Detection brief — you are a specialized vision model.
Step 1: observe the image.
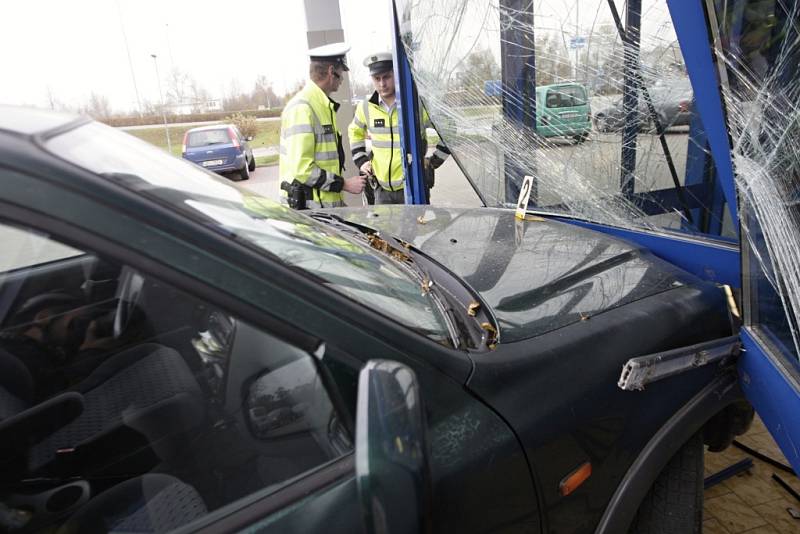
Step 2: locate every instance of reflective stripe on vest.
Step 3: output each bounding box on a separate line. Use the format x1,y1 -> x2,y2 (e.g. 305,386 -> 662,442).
279,83 -> 344,206
362,100 -> 403,192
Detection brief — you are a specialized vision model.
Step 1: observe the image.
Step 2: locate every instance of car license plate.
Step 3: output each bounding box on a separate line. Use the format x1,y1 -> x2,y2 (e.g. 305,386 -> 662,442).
202,159 -> 224,167
559,112 -> 580,119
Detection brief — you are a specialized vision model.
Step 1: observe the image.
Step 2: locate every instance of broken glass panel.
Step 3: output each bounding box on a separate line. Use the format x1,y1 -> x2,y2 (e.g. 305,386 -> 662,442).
396,0 -> 735,236
395,0 -> 800,363
711,0 -> 800,362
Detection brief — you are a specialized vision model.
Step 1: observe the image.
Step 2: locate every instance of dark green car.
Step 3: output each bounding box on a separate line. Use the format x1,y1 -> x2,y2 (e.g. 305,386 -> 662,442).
0,106 -> 749,533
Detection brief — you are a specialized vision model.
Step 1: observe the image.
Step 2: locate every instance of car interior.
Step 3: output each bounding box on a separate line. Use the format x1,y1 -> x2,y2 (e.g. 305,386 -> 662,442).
0,221 -> 355,533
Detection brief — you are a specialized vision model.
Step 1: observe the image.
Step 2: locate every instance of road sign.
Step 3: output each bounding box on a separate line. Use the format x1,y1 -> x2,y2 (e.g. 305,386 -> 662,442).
569,36 -> 586,49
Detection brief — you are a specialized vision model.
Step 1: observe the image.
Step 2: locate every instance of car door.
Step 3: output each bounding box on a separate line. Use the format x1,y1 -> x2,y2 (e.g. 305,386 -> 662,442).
0,215 -> 366,534
0,204 -> 534,534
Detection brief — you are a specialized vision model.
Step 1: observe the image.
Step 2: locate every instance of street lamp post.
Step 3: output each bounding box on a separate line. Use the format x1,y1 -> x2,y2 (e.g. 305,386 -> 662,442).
150,53 -> 172,153
574,2 -> 579,81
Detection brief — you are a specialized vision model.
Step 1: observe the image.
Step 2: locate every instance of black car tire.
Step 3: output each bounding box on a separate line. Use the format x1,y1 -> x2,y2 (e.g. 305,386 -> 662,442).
248,155 -> 256,172
628,432 -> 703,534
239,162 -> 251,181
594,115 -> 607,133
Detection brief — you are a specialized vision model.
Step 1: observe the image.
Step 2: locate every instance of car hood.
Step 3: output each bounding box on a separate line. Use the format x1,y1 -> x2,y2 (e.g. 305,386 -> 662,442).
336,206 -> 693,343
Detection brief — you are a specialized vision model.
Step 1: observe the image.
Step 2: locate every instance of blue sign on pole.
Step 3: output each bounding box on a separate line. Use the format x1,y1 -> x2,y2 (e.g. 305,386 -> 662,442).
569,36 -> 586,49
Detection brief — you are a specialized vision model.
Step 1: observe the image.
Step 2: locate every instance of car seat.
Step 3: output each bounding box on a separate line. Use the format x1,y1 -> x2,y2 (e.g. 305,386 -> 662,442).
0,342 -> 205,478
57,474 -> 207,534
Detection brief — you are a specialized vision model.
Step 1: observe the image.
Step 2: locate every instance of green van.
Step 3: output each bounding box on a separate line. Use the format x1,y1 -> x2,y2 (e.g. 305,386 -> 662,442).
535,82 -> 592,142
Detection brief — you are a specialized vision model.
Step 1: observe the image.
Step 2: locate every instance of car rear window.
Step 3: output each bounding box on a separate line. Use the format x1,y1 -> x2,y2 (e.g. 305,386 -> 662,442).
187,129 -> 231,147
545,86 -> 587,108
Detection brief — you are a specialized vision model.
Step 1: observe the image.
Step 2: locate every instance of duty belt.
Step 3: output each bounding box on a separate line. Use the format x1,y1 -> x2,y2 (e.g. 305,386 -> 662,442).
280,180 -> 314,210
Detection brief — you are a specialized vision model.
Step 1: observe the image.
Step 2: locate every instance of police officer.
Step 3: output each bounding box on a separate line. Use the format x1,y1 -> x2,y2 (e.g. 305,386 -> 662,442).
349,52 -> 451,205
280,42 -> 364,209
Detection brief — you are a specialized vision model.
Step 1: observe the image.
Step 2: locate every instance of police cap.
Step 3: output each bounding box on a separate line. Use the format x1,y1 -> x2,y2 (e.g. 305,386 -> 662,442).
364,51 -> 393,75
308,42 -> 351,71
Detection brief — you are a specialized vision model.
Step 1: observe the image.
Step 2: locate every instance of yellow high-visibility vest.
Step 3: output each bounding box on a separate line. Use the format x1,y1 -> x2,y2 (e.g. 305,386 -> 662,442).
280,81 -> 346,207
349,92 -> 449,192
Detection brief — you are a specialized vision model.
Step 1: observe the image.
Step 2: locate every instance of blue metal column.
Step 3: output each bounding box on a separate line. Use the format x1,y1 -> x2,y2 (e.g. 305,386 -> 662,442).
499,0 -> 537,205
619,0 -> 642,198
682,116 -> 727,236
667,0 -> 739,229
390,0 -> 427,205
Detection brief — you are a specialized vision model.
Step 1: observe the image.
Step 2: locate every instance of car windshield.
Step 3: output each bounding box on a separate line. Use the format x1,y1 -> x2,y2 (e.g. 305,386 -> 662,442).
46,122 -> 452,344
187,129 -> 231,147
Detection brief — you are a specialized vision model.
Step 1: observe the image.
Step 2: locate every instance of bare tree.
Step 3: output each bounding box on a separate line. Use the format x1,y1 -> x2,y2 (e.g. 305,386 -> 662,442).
536,35 -> 572,86
140,98 -> 159,116
82,92 -> 113,120
450,47 -> 501,94
188,78 -> 212,113
281,80 -> 305,104
165,68 -> 192,106
253,75 -> 279,109
46,86 -> 59,110
351,80 -> 374,99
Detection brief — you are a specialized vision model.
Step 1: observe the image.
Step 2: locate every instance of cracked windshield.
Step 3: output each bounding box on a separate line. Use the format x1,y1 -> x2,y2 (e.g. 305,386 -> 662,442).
396,0 -> 737,239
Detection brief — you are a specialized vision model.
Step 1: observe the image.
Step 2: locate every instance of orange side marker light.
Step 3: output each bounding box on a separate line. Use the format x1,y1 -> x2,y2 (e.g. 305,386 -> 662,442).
559,461 -> 592,497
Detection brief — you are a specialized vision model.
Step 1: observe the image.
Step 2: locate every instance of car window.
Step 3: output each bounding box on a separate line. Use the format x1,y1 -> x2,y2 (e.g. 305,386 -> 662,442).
545,86 -> 587,108
187,129 -> 230,147
0,220 -> 356,533
0,224 -> 82,272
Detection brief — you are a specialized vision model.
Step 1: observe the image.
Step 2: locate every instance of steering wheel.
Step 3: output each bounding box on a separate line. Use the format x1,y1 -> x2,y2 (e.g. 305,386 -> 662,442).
113,267 -> 145,339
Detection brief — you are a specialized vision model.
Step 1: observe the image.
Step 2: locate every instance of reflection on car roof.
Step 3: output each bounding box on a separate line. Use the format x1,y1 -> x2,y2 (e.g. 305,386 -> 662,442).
186,124 -> 236,132
0,105 -> 80,136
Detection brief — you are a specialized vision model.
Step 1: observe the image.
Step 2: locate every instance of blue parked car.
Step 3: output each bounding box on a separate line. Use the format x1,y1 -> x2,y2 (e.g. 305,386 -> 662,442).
181,124 -> 255,180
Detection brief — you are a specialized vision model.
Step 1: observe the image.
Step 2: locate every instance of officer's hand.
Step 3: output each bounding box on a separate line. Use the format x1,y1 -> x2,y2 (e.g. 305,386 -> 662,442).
360,161 -> 373,175
344,175 -> 366,194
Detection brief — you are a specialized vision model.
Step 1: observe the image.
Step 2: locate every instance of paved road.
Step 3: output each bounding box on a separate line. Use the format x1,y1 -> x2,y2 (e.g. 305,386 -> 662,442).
241,165 -> 281,200
453,128 -> 691,207
240,158 -> 482,208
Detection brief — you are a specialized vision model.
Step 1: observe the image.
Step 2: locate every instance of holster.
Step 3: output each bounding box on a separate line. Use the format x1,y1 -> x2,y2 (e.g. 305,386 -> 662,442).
424,165 -> 435,190
281,180 -> 310,210
364,172 -> 379,191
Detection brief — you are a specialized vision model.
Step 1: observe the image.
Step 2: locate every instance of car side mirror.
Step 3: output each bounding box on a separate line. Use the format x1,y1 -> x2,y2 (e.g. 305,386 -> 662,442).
355,360 -> 432,534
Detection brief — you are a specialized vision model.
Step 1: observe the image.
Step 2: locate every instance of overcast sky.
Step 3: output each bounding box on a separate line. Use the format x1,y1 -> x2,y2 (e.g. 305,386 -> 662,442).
1,0 -> 674,114
1,0 -> 392,113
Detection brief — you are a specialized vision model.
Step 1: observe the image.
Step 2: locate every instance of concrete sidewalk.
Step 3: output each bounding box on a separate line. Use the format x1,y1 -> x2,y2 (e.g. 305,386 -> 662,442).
253,145 -> 279,158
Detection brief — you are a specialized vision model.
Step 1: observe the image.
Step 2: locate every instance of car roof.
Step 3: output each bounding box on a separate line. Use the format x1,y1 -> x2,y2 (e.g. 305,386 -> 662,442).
0,105 -> 82,136
537,82 -> 585,91
186,124 -> 235,133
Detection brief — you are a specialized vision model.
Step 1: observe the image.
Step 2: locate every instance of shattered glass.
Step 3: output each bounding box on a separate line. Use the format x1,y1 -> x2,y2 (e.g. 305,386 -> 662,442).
712,0 -> 800,361
395,0 -> 800,363
396,0 -> 734,237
